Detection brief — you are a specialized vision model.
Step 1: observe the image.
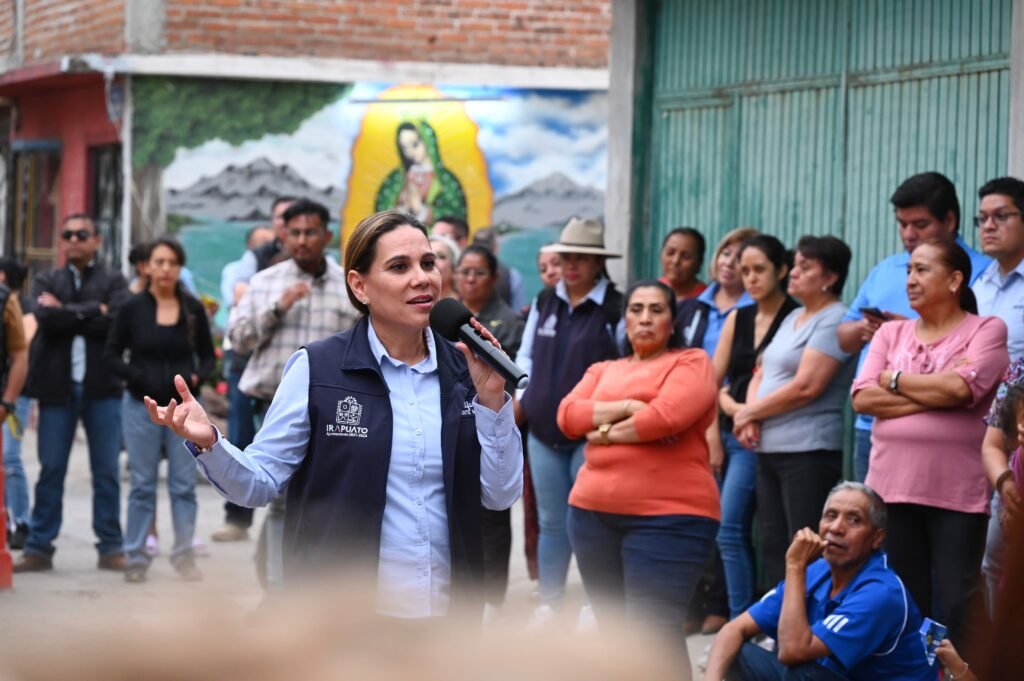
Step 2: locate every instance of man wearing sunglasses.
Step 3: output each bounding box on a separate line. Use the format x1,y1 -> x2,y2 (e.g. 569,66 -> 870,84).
14,213 -> 130,573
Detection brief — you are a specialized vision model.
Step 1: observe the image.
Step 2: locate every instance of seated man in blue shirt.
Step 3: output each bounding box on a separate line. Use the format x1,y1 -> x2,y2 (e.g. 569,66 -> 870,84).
704,482 -> 934,681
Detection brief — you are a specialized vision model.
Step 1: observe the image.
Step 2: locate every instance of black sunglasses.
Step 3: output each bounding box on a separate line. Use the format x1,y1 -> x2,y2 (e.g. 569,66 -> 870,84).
61,229 -> 93,242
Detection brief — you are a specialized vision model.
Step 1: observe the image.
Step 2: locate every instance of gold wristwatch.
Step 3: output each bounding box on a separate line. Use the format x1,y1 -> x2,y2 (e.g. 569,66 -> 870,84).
598,422 -> 613,445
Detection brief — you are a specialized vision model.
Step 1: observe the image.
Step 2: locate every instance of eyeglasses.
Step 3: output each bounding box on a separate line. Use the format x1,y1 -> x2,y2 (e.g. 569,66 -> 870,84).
455,268 -> 490,279
61,229 -> 94,242
287,228 -> 325,239
973,211 -> 1021,228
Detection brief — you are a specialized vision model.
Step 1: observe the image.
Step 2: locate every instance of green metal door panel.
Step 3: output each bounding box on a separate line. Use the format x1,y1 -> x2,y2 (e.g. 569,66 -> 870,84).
643,0 -> 1010,290
647,104 -> 732,270
842,67 -> 1009,297
734,88 -> 844,248
848,0 -> 1011,72
654,0 -> 844,94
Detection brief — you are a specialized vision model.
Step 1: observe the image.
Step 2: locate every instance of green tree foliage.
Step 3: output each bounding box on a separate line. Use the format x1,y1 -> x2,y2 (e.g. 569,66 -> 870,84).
132,77 -> 350,169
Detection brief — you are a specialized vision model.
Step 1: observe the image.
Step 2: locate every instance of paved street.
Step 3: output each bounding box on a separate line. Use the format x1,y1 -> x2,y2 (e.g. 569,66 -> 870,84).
0,421 -> 711,677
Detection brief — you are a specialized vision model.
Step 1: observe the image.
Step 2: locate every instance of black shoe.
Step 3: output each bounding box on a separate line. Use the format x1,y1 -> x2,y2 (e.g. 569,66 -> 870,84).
8,523 -> 28,550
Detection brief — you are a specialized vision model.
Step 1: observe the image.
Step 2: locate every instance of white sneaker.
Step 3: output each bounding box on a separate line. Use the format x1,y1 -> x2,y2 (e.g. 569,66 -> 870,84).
575,603 -> 598,633
526,604 -> 556,631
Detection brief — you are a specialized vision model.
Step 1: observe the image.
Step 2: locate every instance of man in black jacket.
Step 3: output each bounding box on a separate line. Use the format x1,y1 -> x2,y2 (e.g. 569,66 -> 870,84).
14,214 -> 130,572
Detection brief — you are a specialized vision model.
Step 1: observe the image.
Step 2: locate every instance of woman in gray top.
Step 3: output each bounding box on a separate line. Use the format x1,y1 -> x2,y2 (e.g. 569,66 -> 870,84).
731,235 -> 854,587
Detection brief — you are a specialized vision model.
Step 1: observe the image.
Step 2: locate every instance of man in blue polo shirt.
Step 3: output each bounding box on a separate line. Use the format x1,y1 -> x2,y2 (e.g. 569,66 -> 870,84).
704,482 -> 934,681
837,172 -> 990,481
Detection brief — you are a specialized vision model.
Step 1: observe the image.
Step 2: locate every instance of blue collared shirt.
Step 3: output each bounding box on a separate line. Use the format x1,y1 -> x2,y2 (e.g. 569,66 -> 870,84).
694,282 -> 754,355
189,320 -> 522,618
845,236 -> 990,429
973,257 -> 1024,361
749,552 -> 933,681
517,277 -> 610,397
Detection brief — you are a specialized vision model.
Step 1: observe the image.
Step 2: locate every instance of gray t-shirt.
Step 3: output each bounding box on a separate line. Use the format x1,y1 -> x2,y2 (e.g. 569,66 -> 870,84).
756,302 -> 854,452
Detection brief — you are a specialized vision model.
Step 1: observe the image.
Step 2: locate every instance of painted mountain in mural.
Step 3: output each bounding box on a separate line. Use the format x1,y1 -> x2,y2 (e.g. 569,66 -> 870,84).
491,172 -> 605,229
167,158 -> 345,221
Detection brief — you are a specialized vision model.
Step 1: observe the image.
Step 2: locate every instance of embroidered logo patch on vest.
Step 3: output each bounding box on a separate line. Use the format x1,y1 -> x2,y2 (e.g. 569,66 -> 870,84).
537,313 -> 558,338
326,396 -> 369,438
461,400 -> 474,417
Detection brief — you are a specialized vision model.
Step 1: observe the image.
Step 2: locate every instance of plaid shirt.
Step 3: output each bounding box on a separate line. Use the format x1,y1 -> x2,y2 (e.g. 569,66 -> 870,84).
230,258 -> 358,401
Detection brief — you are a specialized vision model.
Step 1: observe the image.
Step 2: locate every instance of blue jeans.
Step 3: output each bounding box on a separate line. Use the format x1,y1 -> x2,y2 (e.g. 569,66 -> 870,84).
224,350 -> 257,529
122,396 -> 197,568
568,507 -> 717,657
26,384 -> 123,557
718,432 -> 759,618
527,433 -> 584,606
2,396 -> 32,526
981,492 -> 1004,618
726,642 -> 847,681
853,428 -> 871,483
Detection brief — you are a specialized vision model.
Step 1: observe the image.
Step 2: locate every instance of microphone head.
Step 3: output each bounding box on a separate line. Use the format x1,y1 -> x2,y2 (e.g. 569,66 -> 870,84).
429,298 -> 473,341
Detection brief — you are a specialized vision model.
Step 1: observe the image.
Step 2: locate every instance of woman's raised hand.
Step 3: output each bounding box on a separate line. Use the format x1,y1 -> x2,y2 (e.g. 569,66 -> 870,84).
457,318 -> 508,412
144,374 -> 216,449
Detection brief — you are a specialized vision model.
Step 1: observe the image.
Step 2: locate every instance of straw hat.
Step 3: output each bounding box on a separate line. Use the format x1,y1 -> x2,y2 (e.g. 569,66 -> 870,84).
540,217 -> 621,258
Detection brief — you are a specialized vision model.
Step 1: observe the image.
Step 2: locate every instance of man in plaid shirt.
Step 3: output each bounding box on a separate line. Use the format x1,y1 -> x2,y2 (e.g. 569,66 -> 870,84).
230,199 -> 358,406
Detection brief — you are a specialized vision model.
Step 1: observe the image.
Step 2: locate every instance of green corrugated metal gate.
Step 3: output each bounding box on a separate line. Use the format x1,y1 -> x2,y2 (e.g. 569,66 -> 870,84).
635,0 -> 1011,291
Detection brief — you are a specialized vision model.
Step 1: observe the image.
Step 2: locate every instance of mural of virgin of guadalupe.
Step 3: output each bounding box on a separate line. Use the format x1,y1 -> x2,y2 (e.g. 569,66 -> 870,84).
374,120 -> 467,224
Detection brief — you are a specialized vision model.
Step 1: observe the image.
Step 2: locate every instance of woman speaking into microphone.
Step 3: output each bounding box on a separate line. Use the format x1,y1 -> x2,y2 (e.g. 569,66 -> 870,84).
145,210 -> 523,618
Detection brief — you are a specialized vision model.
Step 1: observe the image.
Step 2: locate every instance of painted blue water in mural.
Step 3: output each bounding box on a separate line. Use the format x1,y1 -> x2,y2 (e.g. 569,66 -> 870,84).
177,220 -> 560,329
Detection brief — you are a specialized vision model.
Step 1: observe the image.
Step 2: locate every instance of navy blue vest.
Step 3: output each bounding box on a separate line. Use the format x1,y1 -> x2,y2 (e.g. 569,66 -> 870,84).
284,317 -> 484,611
520,286 -> 622,448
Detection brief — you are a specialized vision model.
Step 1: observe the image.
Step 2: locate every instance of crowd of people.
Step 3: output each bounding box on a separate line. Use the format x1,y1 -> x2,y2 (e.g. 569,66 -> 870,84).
2,170 -> 1023,680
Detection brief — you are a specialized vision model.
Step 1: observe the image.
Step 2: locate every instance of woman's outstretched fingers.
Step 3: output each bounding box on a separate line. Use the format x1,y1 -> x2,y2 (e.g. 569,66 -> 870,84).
174,374 -> 194,402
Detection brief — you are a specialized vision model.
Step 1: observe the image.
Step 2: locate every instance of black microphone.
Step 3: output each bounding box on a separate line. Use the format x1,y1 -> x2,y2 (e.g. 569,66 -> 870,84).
429,298 -> 530,390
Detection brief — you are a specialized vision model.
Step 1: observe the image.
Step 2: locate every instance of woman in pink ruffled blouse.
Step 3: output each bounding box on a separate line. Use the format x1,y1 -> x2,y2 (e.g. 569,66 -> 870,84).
851,239 -> 1008,647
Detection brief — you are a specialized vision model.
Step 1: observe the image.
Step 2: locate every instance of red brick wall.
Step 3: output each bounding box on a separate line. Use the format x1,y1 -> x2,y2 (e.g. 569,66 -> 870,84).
0,0 -> 14,57
164,0 -> 610,68
22,0 -> 124,63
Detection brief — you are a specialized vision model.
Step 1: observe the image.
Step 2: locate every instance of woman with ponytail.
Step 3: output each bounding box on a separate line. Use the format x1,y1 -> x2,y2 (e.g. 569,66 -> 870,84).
104,237 -> 215,584
852,239 -> 1009,648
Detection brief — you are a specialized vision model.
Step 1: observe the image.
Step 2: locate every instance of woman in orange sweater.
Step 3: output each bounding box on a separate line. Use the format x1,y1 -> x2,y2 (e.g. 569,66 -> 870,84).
558,280 -> 720,659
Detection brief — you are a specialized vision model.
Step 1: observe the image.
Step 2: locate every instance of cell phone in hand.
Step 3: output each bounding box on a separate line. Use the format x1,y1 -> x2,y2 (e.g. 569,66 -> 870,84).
859,306 -> 887,320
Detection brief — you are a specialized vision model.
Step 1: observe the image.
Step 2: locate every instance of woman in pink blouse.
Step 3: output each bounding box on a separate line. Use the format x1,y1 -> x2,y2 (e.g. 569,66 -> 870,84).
851,239 -> 1008,646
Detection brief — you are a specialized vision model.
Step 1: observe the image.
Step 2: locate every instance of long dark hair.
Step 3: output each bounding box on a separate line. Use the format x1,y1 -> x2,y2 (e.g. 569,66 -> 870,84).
147,236 -> 195,347
621,279 -> 684,356
919,238 -> 978,314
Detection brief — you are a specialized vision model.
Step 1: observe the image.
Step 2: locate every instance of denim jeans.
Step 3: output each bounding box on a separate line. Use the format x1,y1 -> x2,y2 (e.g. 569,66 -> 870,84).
2,396 -> 32,526
224,350 -> 256,529
122,396 -> 197,568
25,384 -> 123,557
527,433 -> 584,606
725,642 -> 847,681
981,492 -> 1004,618
568,507 -> 717,661
853,428 -> 871,483
718,432 -> 759,618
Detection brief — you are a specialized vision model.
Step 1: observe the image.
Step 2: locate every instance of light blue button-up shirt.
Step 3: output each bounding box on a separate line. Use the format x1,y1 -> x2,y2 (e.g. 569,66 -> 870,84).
190,320 -> 523,618
68,264 -> 87,383
973,257 -> 1024,362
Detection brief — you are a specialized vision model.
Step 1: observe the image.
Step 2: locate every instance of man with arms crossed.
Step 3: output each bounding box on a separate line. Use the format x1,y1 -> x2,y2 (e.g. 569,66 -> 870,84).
704,482 -> 933,681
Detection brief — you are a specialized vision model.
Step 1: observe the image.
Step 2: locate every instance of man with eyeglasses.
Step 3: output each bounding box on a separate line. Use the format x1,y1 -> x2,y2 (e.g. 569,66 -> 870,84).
228,199 -> 357,586
837,172 -> 990,482
971,176 -> 1024,623
14,213 -> 130,573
